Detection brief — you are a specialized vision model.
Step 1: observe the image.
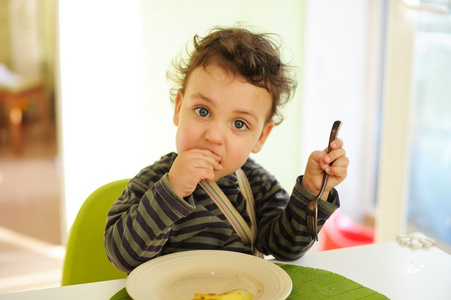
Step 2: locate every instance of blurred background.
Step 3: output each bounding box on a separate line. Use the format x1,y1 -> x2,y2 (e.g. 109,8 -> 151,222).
0,0 -> 450,293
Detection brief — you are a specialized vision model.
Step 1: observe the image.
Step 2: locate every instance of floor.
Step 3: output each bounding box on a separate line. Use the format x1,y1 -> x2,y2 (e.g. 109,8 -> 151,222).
0,123 -> 64,294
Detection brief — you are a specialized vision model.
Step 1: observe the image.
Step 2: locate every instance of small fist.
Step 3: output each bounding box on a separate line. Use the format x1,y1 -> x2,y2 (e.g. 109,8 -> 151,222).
168,149 -> 222,198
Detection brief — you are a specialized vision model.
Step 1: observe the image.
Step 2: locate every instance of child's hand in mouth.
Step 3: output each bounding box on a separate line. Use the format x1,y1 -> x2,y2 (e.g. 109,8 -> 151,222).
168,149 -> 222,198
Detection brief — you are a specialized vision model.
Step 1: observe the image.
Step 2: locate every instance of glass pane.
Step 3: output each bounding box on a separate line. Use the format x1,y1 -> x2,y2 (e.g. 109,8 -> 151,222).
408,0 -> 451,250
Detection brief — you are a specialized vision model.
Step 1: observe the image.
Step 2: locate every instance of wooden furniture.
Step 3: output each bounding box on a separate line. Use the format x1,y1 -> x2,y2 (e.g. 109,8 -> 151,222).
0,77 -> 49,154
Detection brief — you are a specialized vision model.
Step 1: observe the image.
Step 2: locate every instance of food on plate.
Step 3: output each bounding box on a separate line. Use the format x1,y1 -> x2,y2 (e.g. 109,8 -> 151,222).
193,288 -> 253,300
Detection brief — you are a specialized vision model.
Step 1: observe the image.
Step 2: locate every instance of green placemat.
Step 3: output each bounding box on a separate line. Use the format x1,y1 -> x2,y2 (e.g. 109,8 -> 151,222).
277,264 -> 388,299
110,264 -> 388,300
110,286 -> 131,300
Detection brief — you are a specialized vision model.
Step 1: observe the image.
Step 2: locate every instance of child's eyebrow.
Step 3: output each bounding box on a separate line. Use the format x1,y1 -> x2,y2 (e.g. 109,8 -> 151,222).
191,92 -> 211,103
192,92 -> 260,123
234,109 -> 259,123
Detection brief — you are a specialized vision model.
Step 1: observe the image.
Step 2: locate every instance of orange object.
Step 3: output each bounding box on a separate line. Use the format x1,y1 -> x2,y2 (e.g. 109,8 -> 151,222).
321,210 -> 374,251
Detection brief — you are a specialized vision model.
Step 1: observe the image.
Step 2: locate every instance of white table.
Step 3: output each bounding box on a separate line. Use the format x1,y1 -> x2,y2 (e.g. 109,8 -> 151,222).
281,241 -> 451,299
0,279 -> 126,300
1,241 -> 450,299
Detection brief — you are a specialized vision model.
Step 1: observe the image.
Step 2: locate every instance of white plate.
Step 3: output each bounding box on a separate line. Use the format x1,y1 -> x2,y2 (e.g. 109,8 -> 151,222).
126,250 -> 292,300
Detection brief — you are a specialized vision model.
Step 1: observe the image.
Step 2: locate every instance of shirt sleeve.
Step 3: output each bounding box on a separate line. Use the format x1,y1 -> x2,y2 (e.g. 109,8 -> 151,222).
104,172 -> 196,273
249,167 -> 340,260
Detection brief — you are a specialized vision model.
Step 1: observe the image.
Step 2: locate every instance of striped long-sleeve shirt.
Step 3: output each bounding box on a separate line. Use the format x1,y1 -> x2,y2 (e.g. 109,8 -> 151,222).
104,152 -> 340,273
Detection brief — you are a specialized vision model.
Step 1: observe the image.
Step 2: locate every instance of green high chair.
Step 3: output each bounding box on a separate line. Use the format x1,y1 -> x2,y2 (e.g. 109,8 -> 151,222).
61,179 -> 130,285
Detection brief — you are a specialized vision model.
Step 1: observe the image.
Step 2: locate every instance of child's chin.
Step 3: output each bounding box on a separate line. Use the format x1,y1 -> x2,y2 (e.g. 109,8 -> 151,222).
214,169 -> 234,181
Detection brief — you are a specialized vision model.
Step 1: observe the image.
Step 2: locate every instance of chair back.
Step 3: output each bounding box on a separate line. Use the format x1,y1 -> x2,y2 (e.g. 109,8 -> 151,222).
61,179 -> 129,285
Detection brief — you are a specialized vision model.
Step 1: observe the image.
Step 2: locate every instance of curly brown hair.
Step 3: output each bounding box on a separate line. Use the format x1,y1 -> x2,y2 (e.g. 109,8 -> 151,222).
166,26 -> 297,125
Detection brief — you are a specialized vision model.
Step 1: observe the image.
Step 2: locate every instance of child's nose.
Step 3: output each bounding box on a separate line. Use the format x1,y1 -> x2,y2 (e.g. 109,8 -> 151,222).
205,123 -> 225,145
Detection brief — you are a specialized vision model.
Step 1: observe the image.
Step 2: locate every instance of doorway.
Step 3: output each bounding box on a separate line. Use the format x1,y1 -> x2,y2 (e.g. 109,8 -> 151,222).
0,0 -> 63,293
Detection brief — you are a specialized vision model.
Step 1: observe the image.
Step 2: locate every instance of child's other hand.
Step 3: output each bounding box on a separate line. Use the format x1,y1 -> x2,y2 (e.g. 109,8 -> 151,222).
168,149 -> 223,198
302,138 -> 349,200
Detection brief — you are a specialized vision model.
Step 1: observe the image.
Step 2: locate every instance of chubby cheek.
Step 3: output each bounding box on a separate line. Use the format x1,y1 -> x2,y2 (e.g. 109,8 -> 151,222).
218,144 -> 250,176
175,126 -> 197,153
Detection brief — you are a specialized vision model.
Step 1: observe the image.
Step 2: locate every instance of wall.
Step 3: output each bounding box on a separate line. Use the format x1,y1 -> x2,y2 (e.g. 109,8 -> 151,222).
300,0 -> 382,222
8,0 -> 41,77
1,0 -> 56,95
0,1 -> 11,66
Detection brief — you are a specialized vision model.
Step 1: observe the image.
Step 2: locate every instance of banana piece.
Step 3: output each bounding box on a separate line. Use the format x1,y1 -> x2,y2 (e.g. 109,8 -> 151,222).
193,288 -> 253,300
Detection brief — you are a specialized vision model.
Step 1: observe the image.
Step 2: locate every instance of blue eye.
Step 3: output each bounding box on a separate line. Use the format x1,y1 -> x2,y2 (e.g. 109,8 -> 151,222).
233,120 -> 248,130
195,107 -> 210,118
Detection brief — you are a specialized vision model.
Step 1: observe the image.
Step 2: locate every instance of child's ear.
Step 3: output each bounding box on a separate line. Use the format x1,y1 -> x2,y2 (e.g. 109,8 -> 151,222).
173,90 -> 184,126
252,121 -> 274,153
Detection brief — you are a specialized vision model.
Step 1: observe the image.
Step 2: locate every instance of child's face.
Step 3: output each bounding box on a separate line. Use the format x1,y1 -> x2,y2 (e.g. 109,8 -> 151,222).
173,64 -> 274,180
